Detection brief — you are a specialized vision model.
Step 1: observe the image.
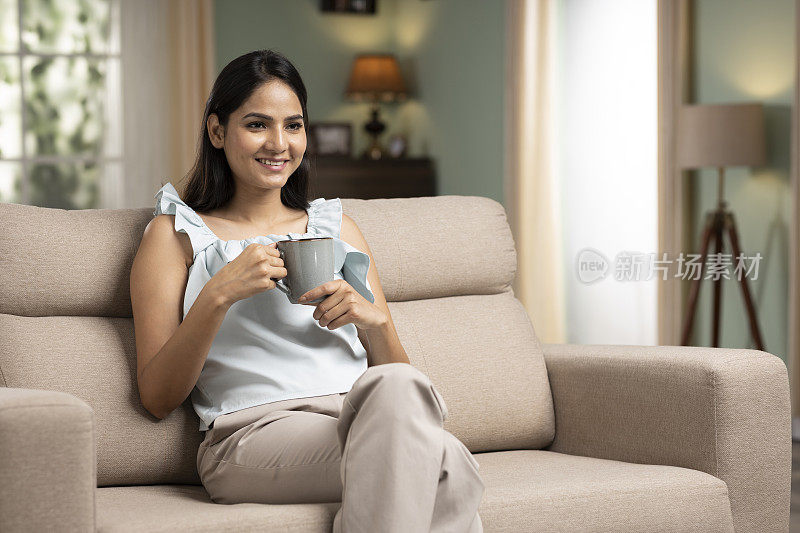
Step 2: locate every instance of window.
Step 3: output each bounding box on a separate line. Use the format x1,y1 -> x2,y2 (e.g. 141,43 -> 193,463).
557,0 -> 658,345
0,0 -> 121,208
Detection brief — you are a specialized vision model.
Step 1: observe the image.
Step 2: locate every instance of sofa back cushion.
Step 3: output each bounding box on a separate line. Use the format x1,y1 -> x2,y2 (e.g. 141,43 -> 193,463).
0,194 -> 554,486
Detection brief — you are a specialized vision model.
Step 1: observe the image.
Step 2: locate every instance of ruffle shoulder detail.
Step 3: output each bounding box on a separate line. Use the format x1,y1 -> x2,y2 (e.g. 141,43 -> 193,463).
306,197 -> 343,238
153,182 -> 218,259
333,238 -> 374,304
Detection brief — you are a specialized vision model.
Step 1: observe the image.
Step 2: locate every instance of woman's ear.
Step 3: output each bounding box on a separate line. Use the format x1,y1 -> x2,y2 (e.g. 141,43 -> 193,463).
207,113 -> 225,149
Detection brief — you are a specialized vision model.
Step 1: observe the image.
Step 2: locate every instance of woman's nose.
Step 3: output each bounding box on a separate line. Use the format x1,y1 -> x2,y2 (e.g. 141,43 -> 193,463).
264,126 -> 288,152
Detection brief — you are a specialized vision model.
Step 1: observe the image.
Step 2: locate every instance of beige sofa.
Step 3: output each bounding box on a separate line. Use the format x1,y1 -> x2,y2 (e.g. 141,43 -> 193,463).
0,194 -> 791,532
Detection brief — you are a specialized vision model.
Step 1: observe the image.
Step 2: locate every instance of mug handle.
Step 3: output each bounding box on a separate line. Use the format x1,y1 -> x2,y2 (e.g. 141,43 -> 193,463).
274,247 -> 291,296
274,278 -> 290,295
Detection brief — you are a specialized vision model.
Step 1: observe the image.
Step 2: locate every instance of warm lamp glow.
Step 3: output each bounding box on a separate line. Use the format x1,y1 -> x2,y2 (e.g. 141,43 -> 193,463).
345,54 -> 408,102
731,69 -> 793,99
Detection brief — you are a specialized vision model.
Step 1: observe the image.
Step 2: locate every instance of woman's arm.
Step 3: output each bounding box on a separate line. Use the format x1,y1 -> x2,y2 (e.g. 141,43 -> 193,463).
131,215 -> 231,419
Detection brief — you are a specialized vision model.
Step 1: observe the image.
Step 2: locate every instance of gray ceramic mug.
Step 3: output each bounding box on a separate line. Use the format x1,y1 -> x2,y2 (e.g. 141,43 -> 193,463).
274,237 -> 334,304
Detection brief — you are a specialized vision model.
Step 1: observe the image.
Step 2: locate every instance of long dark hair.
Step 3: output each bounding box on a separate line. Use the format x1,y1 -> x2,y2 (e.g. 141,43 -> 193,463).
177,49 -> 311,213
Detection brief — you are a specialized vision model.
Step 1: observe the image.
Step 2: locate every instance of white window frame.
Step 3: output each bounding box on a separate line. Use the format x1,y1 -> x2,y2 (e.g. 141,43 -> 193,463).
0,0 -> 123,207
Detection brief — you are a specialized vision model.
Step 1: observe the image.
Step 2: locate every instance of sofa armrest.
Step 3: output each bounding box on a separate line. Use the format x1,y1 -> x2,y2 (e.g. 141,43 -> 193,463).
542,343 -> 791,533
0,387 -> 95,532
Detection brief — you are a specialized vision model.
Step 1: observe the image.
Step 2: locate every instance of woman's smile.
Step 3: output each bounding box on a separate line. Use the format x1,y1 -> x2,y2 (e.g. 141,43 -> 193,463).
255,157 -> 289,171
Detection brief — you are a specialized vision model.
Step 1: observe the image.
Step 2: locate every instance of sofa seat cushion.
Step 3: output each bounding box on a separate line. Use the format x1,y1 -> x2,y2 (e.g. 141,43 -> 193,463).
96,484 -> 339,532
476,450 -> 735,532
96,450 -> 734,532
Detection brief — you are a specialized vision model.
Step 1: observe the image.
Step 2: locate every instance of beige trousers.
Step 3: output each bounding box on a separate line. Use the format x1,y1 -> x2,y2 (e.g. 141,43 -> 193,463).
197,362 -> 484,532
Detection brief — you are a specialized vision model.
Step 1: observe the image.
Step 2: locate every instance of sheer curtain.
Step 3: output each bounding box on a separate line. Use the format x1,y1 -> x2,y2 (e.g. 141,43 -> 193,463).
791,0 -> 800,424
505,0 -> 566,344
119,0 -> 215,208
657,0 -> 692,347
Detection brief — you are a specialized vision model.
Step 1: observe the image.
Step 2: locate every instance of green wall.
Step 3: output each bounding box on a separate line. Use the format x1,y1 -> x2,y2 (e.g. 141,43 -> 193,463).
692,0 -> 793,362
213,0 -> 506,204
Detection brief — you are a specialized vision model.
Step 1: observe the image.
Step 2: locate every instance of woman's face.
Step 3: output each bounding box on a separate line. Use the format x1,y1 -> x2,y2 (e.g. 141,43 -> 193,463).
208,79 -> 306,190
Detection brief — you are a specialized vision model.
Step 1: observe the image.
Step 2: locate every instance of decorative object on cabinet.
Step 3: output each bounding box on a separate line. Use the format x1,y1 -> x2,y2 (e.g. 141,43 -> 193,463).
387,134 -> 408,158
307,122 -> 352,157
345,54 -> 408,160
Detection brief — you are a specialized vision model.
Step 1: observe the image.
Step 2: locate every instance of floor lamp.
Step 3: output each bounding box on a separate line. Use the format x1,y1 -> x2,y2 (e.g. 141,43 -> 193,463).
677,103 -> 767,351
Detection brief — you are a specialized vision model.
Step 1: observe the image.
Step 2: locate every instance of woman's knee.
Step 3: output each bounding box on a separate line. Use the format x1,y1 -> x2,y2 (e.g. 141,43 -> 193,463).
351,362 -> 448,422
356,362 -> 433,395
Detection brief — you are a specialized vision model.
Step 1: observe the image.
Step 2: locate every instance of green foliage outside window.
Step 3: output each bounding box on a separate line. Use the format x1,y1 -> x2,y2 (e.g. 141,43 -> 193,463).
0,0 -> 117,209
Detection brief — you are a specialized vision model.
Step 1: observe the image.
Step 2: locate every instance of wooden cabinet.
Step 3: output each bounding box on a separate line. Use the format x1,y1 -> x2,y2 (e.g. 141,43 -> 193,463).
308,156 -> 437,200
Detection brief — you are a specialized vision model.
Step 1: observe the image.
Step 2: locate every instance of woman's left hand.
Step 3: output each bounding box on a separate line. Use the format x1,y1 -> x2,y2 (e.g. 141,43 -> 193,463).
298,280 -> 386,331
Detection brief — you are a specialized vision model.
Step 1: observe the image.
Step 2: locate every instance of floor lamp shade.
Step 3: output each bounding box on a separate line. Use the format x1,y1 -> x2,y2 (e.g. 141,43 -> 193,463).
677,103 -> 766,169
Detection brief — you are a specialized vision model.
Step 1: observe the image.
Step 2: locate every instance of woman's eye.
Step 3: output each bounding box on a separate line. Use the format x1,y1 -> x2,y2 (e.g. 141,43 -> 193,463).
248,122 -> 302,130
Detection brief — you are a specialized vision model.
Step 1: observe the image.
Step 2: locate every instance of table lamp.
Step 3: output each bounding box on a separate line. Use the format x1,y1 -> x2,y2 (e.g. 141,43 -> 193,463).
345,54 -> 408,160
677,102 -> 767,350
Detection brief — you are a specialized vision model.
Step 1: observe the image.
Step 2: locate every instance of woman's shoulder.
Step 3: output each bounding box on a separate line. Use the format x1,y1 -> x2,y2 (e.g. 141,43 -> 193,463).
144,214 -> 195,268
339,213 -> 370,256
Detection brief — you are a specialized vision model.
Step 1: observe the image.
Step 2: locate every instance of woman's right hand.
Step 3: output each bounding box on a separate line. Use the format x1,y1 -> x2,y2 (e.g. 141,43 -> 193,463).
206,242 -> 287,308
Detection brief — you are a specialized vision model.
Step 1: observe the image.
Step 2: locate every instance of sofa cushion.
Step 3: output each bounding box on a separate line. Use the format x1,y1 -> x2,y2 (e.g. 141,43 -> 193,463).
0,314 -> 202,486
0,202 -> 144,318
388,292 -> 553,452
0,195 -> 554,485
339,196 -> 518,301
95,450 -> 734,532
476,450 -> 734,532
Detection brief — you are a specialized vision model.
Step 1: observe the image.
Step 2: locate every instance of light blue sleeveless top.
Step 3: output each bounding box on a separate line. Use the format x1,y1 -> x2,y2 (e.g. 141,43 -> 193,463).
153,183 -> 373,431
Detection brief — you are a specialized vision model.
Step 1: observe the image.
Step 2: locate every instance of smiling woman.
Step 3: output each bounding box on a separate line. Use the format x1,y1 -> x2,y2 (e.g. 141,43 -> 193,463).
130,48 -> 484,530
198,78 -> 308,225
178,52 -> 312,217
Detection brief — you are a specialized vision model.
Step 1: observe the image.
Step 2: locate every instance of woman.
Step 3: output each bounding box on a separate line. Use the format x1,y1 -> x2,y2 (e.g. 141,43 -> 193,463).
130,49 -> 484,532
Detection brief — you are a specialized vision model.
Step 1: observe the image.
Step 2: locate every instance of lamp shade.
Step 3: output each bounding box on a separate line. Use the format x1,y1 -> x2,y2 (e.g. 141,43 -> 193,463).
345,54 -> 408,102
677,103 -> 766,168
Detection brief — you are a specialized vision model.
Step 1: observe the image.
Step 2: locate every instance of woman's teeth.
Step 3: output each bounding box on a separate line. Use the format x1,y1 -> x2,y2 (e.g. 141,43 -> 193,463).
256,158 -> 286,167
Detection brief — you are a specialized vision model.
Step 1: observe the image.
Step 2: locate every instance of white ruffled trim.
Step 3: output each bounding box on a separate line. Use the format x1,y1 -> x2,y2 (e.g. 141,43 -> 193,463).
308,197 -> 343,238
334,239 -> 374,304
153,183 -> 218,259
